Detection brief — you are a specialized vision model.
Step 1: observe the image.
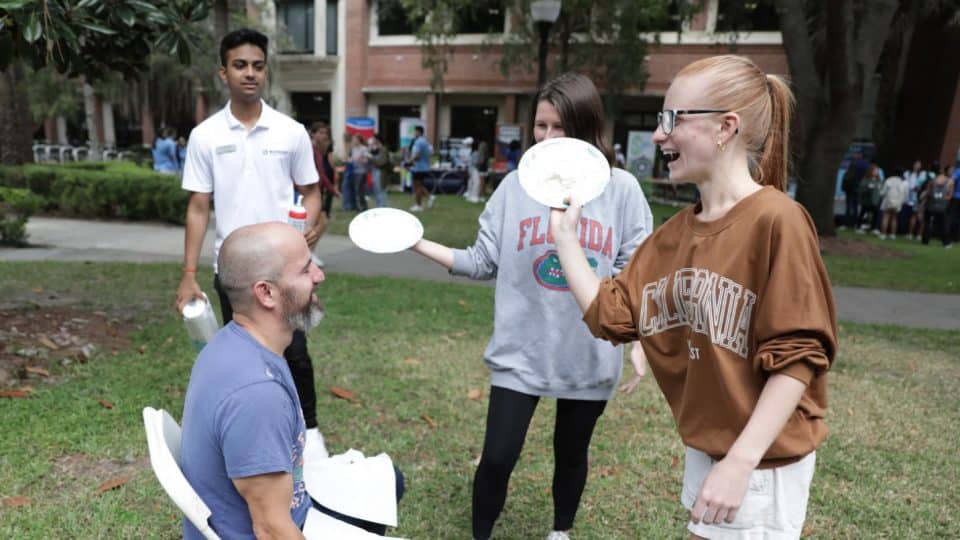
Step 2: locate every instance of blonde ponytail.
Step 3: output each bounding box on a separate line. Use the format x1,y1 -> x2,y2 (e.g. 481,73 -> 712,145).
758,74 -> 794,191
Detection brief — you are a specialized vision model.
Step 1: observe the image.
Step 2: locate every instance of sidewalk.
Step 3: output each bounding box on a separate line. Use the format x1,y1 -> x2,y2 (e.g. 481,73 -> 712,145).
2,217 -> 958,330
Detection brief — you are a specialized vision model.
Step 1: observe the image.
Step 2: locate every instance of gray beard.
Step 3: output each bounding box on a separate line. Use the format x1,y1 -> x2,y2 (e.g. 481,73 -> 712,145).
285,303 -> 325,332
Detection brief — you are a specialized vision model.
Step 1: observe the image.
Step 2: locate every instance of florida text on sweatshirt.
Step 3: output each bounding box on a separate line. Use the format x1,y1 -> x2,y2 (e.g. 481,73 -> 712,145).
584,187 -> 838,467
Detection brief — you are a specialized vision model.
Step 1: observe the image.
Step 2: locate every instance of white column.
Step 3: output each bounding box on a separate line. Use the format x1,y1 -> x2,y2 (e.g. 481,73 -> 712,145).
56,116 -> 68,144
82,83 -> 100,148
331,0 -> 346,149
102,102 -> 116,148
315,0 -> 326,57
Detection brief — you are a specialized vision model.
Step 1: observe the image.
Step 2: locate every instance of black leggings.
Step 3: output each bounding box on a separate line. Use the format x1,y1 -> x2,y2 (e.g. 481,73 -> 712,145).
213,274 -> 318,429
472,386 -> 607,539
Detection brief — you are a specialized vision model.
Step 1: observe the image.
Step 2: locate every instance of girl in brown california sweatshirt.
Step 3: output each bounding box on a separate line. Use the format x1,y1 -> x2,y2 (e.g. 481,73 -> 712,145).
551,55 -> 837,539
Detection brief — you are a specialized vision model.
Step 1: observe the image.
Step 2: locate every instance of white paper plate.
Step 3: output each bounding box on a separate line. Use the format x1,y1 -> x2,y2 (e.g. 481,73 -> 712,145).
518,137 -> 611,208
348,208 -> 424,254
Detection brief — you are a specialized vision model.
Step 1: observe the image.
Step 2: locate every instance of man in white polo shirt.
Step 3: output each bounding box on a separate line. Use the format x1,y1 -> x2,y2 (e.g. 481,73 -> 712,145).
175,28 -> 325,443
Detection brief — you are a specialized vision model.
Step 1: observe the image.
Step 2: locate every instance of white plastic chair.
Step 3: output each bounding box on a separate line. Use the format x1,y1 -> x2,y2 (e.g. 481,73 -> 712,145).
142,407 -> 221,540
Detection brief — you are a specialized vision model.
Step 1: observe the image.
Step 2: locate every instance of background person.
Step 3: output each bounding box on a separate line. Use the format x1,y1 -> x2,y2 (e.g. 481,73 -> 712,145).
368,134 -> 391,208
879,172 -> 908,239
407,73 -> 652,540
175,28 -> 325,448
551,55 -> 837,540
406,125 -> 433,212
921,164 -> 954,247
350,134 -> 371,212
153,127 -> 178,174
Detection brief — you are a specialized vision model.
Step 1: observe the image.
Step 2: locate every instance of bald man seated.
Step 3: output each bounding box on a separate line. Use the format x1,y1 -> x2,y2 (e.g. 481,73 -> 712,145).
179,223 -> 327,539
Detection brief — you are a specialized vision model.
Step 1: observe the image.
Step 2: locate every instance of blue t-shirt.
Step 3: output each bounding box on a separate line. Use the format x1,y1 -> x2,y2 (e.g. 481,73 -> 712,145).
154,137 -> 179,173
411,136 -> 432,172
180,322 -> 309,539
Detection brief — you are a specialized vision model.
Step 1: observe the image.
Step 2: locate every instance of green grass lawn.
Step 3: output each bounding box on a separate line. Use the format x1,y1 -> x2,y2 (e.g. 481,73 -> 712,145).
0,262 -> 957,538
326,191 -> 960,294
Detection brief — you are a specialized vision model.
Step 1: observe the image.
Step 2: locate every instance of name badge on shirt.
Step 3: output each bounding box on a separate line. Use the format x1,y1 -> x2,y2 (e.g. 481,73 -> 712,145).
215,144 -> 237,155
263,149 -> 289,156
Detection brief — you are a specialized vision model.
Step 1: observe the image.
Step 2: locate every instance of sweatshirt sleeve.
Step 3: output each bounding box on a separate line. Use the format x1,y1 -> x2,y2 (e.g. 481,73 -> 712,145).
613,170 -> 654,274
752,203 -> 838,385
450,178 -> 507,280
582,272 -> 640,346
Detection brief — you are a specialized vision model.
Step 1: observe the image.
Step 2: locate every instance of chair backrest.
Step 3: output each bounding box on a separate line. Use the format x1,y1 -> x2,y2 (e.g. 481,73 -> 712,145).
142,407 -> 221,540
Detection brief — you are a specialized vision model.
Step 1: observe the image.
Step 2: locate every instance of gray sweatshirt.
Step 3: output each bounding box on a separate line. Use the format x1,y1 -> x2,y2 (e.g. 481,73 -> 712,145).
451,168 -> 653,400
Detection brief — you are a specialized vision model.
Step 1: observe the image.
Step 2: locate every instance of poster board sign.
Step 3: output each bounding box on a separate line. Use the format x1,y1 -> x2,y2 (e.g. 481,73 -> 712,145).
626,130 -> 656,181
494,124 -> 523,171
399,117 -> 425,155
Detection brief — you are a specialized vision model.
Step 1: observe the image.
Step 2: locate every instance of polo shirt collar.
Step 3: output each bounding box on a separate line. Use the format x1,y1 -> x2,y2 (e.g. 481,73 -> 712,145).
224,100 -> 275,131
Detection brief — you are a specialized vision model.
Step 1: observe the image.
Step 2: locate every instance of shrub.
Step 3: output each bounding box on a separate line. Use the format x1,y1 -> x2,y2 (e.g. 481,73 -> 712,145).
0,187 -> 44,245
0,162 -> 189,224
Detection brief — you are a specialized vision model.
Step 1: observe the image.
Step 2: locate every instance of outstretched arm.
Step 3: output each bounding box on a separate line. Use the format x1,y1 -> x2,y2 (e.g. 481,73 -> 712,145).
411,238 -> 454,270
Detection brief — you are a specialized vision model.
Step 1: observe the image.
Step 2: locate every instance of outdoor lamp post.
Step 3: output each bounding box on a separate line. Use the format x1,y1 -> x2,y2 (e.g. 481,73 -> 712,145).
530,0 -> 562,89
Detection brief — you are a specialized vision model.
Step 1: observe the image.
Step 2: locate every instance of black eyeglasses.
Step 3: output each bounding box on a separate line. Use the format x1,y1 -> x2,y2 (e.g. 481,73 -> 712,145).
657,109 -> 729,135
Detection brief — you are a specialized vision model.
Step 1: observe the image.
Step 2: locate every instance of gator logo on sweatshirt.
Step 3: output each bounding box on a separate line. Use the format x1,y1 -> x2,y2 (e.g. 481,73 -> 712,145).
533,250 -> 598,291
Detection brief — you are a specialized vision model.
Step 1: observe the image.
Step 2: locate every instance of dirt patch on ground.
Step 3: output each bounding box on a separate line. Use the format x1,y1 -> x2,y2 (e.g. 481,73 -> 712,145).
820,236 -> 912,259
51,453 -> 151,482
0,306 -> 134,391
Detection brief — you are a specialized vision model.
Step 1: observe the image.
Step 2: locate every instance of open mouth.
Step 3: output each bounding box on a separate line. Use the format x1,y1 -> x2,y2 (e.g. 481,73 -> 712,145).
662,150 -> 679,163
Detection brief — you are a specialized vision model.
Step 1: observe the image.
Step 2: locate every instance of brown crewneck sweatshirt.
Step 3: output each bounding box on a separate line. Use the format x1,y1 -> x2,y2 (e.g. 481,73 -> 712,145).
584,186 -> 837,468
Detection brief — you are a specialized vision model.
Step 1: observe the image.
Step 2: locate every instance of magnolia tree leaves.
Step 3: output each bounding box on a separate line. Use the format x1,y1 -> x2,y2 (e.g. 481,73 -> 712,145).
0,0 -> 209,78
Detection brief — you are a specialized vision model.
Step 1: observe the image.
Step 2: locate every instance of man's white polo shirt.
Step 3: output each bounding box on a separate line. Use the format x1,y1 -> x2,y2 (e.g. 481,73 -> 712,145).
182,101 -> 318,272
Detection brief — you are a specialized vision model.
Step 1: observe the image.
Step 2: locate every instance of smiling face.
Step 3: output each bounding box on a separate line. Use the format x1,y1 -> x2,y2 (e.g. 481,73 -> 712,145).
219,44 -> 267,104
533,101 -> 565,143
652,75 -> 727,183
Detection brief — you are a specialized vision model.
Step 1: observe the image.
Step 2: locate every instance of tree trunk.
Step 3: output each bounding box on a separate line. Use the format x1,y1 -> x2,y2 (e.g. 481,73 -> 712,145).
0,64 -> 35,165
141,84 -> 156,148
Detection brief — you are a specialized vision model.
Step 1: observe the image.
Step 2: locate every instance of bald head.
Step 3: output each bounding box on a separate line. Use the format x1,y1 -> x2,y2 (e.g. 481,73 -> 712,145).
218,222 -> 305,312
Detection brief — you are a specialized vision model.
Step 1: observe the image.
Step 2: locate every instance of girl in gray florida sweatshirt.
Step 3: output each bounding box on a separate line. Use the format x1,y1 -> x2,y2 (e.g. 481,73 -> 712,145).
449,167 -> 652,400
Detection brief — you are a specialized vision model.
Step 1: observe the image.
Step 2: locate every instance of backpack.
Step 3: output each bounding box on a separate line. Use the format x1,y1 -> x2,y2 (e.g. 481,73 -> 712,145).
927,181 -> 950,213
841,166 -> 857,192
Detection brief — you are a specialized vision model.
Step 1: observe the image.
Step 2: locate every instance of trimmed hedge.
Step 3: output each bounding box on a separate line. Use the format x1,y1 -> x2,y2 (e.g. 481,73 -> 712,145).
0,187 -> 44,245
0,162 -> 188,224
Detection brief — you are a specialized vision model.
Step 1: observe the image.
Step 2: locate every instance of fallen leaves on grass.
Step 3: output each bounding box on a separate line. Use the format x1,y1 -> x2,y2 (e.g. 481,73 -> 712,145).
96,398 -> 114,409
598,466 -> 619,478
467,388 -> 483,400
25,366 -> 50,377
37,335 -> 60,350
421,414 -> 437,429
2,496 -> 32,507
0,388 -> 31,398
94,477 -> 129,495
671,455 -> 680,469
401,358 -> 421,366
329,386 -> 357,402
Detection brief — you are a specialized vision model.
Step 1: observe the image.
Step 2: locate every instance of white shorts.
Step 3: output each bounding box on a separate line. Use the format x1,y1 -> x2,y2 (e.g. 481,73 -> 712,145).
681,447 -> 816,540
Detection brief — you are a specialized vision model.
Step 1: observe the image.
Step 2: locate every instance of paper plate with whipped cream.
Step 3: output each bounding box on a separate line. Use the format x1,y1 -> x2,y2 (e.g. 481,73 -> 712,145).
518,137 -> 611,208
348,208 -> 424,254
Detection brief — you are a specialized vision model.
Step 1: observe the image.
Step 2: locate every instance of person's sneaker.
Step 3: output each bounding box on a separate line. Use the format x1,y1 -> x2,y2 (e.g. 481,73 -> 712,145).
546,531 -> 570,540
888,234 -> 896,240
409,204 -> 423,212
837,225 -> 847,231
855,228 -> 866,234
946,244 -> 954,249
427,194 -> 436,208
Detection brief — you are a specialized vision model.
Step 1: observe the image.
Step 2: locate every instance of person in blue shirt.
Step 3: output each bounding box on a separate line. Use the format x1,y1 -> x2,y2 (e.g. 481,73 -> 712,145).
405,125 -> 433,212
153,127 -> 179,174
180,222 -> 326,539
176,136 -> 188,173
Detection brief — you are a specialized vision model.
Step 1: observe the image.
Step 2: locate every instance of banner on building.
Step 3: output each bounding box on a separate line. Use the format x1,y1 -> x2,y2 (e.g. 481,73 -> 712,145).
346,117 -> 376,139
626,131 -> 656,181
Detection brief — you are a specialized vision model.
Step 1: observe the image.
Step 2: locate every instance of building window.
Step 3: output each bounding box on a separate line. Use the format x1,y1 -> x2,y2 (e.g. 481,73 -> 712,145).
277,0 -> 314,53
457,1 -> 505,34
715,1 -> 779,32
376,0 -> 422,36
326,0 -> 338,55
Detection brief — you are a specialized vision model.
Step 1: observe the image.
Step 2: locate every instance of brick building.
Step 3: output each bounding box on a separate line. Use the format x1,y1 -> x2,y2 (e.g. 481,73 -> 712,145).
260,0 -> 960,171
